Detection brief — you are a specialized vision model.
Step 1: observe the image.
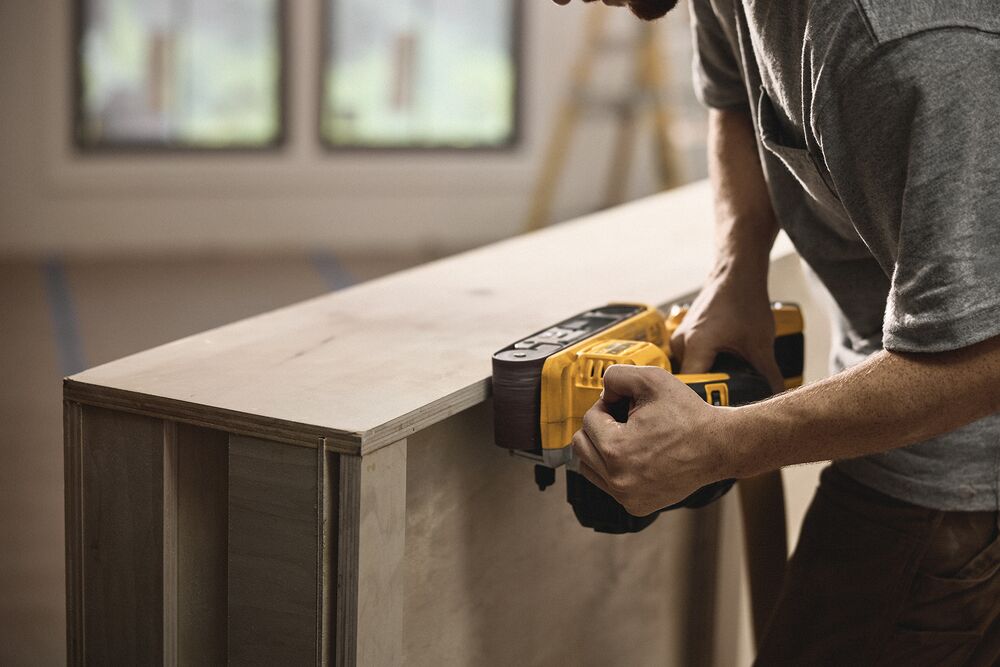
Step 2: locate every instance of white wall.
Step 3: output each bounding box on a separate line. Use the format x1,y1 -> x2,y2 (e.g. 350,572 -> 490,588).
0,0 -> 706,258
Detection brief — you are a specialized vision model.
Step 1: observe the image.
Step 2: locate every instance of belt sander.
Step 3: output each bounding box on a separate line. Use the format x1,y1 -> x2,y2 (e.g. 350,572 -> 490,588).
492,302 -> 804,533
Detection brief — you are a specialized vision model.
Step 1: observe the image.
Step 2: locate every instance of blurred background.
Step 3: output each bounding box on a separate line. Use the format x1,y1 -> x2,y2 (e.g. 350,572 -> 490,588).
0,0 -> 710,663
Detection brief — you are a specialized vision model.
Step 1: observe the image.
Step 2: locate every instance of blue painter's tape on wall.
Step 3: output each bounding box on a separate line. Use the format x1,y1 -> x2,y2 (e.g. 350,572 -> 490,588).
311,252 -> 356,292
42,258 -> 87,376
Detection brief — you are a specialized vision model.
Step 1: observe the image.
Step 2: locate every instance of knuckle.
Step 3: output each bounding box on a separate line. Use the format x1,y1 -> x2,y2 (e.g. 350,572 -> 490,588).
607,472 -> 631,497
607,474 -> 625,494
640,367 -> 668,393
601,444 -> 620,468
649,366 -> 671,383
622,498 -> 645,516
572,431 -> 592,456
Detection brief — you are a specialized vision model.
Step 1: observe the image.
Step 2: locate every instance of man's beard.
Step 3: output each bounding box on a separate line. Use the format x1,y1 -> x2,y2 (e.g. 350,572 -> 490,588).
627,0 -> 679,20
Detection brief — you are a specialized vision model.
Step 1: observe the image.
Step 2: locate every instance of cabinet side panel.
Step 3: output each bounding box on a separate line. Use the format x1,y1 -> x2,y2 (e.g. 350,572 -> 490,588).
81,406 -> 165,665
228,436 -> 318,665
176,423 -> 229,666
402,401 -> 709,666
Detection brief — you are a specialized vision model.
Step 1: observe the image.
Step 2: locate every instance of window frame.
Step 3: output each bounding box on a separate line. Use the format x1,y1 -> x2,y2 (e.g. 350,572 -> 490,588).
71,0 -> 289,153
317,0 -> 523,153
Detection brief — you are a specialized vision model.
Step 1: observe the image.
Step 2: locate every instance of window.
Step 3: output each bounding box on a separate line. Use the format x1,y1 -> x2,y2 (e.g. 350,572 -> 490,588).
321,0 -> 520,149
75,0 -> 284,149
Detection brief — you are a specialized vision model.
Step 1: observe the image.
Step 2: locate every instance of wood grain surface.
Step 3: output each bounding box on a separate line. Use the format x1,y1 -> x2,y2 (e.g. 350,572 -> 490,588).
175,423 -> 229,666
227,435 -> 321,665
402,402 -> 704,666
66,181 -> 796,453
356,441 -> 407,666
80,406 -> 165,665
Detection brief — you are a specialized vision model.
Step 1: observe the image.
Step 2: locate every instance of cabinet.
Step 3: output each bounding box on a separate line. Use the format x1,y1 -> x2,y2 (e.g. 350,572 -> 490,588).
64,181 -> 825,665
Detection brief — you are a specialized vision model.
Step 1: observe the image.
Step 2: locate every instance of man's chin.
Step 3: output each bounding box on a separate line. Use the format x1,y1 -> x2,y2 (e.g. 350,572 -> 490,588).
627,0 -> 679,20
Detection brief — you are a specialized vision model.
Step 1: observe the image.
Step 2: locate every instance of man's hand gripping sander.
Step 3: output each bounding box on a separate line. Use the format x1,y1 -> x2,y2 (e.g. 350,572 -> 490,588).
492,303 -> 803,533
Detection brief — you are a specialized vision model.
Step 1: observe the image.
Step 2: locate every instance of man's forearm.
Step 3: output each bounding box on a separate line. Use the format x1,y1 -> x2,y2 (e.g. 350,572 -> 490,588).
670,108 -> 787,386
723,334 -> 1000,478
707,108 -> 780,282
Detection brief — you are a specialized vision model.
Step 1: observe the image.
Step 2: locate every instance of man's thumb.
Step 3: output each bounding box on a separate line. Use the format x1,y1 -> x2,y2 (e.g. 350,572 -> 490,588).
601,364 -> 657,403
747,350 -> 786,395
679,344 -> 718,375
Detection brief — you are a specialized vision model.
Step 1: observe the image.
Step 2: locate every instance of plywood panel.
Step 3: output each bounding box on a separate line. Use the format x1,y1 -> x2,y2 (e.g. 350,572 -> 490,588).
81,406 -> 165,665
227,436 -> 320,665
176,423 -> 229,666
402,401 -> 707,666
356,442 -> 406,666
684,502 -> 725,667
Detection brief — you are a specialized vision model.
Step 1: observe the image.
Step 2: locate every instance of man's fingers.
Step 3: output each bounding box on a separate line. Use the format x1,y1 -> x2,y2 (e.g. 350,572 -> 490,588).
572,428 -> 610,481
682,343 -> 785,395
581,400 -> 622,441
577,460 -> 614,496
668,331 -> 685,370
601,364 -> 659,404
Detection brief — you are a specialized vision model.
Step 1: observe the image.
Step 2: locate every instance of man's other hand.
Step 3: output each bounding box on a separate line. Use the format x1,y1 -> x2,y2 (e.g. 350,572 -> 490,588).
669,265 -> 784,393
571,364 -> 734,516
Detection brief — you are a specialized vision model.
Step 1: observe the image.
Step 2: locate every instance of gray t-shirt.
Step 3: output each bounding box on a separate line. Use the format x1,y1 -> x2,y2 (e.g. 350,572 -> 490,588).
690,0 -> 1000,510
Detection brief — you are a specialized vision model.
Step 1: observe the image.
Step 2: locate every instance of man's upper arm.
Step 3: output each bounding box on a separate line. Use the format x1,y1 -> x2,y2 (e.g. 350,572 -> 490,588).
815,28 -> 1000,354
689,0 -> 747,109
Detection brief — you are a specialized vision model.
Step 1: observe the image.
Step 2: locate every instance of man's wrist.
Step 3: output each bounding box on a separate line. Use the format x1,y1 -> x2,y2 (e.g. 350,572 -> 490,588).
715,403 -> 771,480
710,249 -> 771,287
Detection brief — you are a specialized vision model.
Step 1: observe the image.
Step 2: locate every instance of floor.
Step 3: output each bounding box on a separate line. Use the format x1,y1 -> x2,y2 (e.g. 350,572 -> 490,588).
0,252 -> 430,666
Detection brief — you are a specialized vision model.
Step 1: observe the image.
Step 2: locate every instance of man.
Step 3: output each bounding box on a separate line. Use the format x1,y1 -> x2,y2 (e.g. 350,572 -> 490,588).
552,0 -> 1000,663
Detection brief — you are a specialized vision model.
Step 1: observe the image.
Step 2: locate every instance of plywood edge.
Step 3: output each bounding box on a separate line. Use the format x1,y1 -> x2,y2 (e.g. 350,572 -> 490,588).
162,422 -> 179,667
63,379 -> 364,453
358,382 -> 490,455
335,454 -> 361,666
64,400 -> 85,667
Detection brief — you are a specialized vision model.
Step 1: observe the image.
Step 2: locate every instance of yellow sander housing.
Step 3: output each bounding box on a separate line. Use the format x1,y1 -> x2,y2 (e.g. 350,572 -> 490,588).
491,302 -> 804,533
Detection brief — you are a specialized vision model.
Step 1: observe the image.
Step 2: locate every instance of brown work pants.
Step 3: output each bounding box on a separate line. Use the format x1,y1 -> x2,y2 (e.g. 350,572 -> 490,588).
756,466 -> 1000,666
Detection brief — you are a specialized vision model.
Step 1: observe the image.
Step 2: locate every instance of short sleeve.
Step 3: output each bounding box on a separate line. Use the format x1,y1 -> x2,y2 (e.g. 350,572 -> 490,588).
815,29 -> 1000,353
689,0 -> 747,109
